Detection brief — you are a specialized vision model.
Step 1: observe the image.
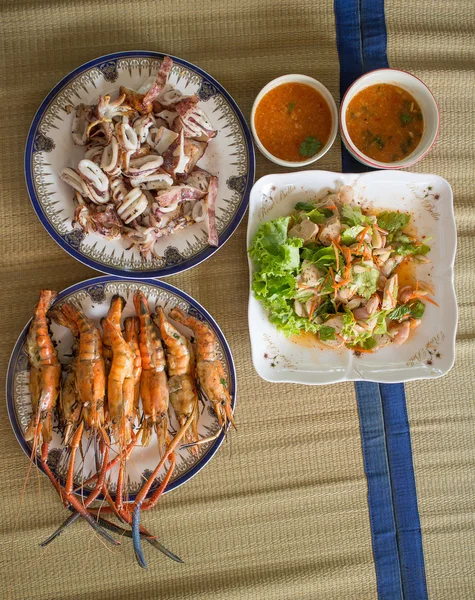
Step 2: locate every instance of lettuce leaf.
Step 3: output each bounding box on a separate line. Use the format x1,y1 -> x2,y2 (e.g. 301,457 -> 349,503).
250,217 -> 322,336
249,217 -> 302,275
267,297 -> 320,336
252,272 -> 296,303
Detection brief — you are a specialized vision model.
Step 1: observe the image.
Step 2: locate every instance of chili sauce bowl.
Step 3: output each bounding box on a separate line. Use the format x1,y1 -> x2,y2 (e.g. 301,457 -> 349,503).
340,69 -> 439,170
251,75 -> 338,168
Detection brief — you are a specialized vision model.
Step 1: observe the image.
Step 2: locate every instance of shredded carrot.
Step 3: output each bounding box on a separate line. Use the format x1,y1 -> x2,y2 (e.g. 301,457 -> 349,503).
419,295 -> 439,307
343,246 -> 352,266
331,236 -> 343,252
325,204 -> 337,210
352,346 -> 375,354
355,226 -> 370,254
357,226 -> 370,242
334,277 -> 351,290
407,292 -> 439,307
308,295 -> 318,321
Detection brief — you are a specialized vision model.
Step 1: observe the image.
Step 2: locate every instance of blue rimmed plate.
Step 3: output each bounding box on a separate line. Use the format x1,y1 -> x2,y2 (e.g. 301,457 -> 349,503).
25,51 -> 255,277
6,276 -> 236,500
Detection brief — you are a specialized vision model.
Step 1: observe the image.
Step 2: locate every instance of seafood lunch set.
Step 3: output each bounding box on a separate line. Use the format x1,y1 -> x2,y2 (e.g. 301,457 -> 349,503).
7,51 -> 456,568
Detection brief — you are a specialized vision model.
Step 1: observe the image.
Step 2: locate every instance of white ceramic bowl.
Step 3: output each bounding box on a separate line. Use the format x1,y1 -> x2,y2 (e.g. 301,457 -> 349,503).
340,69 -> 439,169
251,74 -> 338,168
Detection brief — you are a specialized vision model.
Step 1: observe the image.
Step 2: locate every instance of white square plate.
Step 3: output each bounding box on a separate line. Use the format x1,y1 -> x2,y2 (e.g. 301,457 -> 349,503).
247,170 -> 457,384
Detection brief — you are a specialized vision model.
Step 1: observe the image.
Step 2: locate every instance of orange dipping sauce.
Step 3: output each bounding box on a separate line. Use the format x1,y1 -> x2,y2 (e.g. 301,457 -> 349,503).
254,82 -> 332,162
346,84 -> 424,162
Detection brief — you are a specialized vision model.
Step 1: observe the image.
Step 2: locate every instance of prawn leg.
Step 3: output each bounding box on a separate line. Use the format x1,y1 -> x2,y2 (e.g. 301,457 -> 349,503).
40,427 -> 112,546
130,452 -> 177,569
95,516 -> 183,563
59,423 -> 119,547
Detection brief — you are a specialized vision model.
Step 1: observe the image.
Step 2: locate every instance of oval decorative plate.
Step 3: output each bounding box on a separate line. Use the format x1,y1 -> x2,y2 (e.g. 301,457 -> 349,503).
25,51 -> 255,277
6,276 -> 236,499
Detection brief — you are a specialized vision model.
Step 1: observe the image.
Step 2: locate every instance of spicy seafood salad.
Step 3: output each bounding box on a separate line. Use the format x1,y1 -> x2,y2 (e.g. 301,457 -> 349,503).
249,185 -> 437,353
60,56 -> 219,259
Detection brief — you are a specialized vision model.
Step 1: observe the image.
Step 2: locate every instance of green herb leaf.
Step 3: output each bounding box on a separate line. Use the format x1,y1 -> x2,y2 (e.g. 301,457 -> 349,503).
342,311 -> 356,338
294,202 -> 316,212
294,289 -> 315,303
287,101 -> 295,114
400,112 -> 413,125
377,211 -> 411,232
387,305 -> 412,321
313,298 -> 334,320
409,300 -> 425,319
299,136 -> 322,157
341,204 -> 373,227
373,135 -> 385,149
390,233 -> 431,257
220,377 -> 227,388
373,311 -> 388,335
173,333 -> 180,339
347,331 -> 377,350
294,202 -> 329,224
362,336 -> 377,350
353,268 -> 380,300
340,225 -> 365,245
415,244 -> 430,256
301,245 -> 337,270
319,325 -> 336,341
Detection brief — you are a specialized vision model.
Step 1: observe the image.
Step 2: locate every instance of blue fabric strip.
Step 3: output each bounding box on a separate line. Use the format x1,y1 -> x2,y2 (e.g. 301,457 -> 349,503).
355,382 -> 403,599
380,384 -> 428,599
335,1 -> 428,598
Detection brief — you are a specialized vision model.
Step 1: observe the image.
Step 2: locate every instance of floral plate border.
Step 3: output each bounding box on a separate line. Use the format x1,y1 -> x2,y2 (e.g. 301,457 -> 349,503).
25,51 -> 255,278
6,276 -> 237,500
